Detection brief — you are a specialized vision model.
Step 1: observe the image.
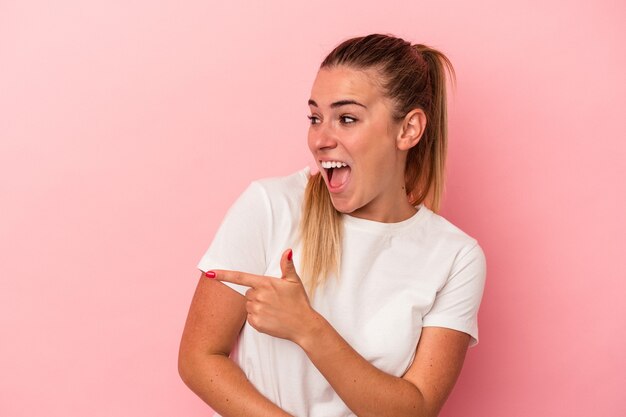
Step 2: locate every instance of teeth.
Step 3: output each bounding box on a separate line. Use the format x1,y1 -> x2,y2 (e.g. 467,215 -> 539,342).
321,161 -> 348,169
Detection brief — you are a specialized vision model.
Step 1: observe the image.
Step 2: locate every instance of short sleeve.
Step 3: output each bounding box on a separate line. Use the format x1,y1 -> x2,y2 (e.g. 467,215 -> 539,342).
196,181 -> 271,296
422,243 -> 487,347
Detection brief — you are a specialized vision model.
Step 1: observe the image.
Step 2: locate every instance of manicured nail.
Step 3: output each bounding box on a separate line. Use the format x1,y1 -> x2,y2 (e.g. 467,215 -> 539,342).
206,271 -> 216,278
287,249 -> 293,261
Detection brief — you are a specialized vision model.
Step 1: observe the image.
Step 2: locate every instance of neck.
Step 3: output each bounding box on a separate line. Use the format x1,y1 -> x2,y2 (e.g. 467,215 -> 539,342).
346,198 -> 417,223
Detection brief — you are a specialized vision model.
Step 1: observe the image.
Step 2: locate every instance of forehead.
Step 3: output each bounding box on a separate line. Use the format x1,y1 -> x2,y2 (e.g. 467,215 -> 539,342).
309,66 -> 384,106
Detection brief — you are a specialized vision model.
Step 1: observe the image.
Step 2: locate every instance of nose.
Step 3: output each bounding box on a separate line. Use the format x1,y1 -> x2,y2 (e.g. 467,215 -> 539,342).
309,122 -> 338,152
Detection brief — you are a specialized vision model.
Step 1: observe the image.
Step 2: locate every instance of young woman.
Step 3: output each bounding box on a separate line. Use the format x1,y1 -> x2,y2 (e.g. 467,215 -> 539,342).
179,33 -> 487,417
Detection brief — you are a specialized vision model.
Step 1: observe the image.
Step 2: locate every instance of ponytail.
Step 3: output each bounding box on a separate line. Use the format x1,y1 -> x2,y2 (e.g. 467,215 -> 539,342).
406,44 -> 456,213
298,172 -> 342,300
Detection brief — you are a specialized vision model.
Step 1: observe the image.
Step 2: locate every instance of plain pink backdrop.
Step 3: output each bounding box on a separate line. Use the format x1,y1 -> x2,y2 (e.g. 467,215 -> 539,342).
1,0 -> 624,416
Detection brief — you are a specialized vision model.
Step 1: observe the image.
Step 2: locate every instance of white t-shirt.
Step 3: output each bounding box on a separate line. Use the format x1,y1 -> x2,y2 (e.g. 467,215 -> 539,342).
197,166 -> 487,417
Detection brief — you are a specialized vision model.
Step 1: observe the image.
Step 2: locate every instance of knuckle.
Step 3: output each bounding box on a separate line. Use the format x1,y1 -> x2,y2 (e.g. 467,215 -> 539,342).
268,279 -> 281,290
246,300 -> 262,315
247,313 -> 259,328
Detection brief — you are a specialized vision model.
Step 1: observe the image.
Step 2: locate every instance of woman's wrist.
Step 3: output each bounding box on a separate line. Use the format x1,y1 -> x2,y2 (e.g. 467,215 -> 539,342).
295,308 -> 328,351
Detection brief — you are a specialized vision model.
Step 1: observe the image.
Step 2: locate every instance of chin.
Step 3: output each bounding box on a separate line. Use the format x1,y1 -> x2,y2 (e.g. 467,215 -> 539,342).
329,197 -> 357,214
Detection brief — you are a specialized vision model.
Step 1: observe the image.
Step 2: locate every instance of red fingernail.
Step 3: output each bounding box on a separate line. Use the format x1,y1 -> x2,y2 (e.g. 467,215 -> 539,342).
287,249 -> 293,261
206,271 -> 216,278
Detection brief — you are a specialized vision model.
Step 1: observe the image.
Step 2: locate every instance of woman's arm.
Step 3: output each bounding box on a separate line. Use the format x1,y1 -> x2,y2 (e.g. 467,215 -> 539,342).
297,312 -> 470,417
178,273 -> 292,417
210,251 -> 472,417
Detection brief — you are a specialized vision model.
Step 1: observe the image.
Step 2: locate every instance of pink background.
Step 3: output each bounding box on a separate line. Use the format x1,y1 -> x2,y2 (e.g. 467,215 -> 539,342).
1,0 -> 624,416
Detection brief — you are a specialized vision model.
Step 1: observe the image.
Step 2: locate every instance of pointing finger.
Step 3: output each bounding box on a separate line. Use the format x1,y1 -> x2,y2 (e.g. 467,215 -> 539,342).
206,270 -> 266,288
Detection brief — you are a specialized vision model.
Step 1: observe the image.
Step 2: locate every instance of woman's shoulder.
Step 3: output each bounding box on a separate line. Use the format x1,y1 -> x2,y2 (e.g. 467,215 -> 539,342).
248,165 -> 311,209
253,165 -> 310,190
420,207 -> 481,252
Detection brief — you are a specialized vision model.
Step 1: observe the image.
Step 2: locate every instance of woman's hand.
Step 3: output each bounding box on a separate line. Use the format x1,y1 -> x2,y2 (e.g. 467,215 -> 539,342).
206,249 -> 319,345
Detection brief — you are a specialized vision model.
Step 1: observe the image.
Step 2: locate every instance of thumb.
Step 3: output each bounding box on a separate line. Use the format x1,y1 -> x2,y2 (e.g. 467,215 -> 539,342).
280,248 -> 300,282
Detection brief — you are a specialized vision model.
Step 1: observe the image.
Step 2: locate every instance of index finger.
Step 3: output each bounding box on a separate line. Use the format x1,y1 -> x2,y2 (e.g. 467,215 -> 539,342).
207,269 -> 266,288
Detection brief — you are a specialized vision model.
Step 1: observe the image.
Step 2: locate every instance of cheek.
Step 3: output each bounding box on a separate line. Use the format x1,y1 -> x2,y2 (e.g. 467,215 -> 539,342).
358,145 -> 396,180
359,140 -> 388,167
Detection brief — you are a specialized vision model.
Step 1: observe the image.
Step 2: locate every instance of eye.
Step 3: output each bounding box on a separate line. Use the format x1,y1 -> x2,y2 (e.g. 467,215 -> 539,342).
307,115 -> 320,125
340,115 -> 357,124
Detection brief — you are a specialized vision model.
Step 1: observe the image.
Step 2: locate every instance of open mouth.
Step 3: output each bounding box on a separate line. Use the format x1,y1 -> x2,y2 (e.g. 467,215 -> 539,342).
321,162 -> 352,190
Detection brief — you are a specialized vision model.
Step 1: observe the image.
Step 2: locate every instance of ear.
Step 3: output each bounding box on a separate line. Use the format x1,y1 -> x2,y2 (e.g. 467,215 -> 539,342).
396,108 -> 427,151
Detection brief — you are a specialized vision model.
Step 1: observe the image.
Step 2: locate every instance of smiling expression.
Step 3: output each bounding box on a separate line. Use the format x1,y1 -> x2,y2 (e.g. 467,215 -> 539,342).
307,65 -> 421,222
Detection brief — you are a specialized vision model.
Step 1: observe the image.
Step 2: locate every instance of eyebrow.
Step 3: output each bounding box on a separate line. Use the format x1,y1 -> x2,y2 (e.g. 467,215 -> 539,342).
308,99 -> 368,109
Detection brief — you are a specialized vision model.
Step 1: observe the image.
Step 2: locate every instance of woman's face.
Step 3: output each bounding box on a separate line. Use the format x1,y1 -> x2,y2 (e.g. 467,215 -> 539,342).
307,65 -> 417,221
